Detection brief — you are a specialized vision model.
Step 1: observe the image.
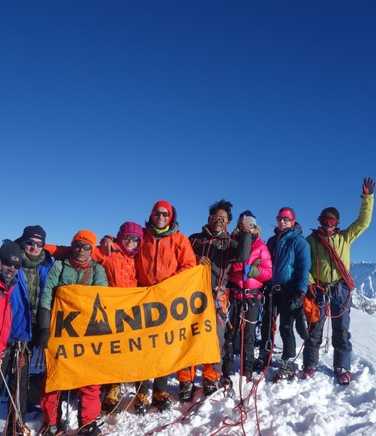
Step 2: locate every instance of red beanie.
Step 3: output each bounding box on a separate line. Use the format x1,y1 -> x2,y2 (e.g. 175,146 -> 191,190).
151,200 -> 174,224
71,230 -> 97,248
117,222 -> 143,240
277,207 -> 296,225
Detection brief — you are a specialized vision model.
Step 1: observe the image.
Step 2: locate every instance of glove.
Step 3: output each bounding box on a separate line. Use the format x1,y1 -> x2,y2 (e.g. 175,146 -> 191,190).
290,291 -> 305,311
245,260 -> 261,279
362,177 -> 375,195
100,236 -> 115,255
37,308 -> 51,348
38,329 -> 50,349
200,256 -> 211,266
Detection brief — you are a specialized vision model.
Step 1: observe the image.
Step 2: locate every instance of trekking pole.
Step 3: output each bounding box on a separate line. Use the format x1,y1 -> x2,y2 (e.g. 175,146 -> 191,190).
0,365 -> 23,427
323,291 -> 331,353
265,285 -> 277,359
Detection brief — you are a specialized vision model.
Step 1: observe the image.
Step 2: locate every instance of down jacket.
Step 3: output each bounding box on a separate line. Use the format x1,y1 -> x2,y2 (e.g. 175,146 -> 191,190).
136,214 -> 196,286
267,223 -> 311,294
229,237 -> 272,290
9,251 -> 54,343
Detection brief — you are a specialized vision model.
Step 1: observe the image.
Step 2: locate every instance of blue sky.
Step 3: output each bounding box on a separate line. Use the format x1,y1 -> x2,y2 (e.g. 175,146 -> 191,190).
1,2 -> 375,261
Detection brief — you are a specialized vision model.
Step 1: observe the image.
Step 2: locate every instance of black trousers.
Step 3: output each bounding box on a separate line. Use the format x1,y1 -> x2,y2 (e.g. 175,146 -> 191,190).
260,291 -> 308,361
222,298 -> 261,376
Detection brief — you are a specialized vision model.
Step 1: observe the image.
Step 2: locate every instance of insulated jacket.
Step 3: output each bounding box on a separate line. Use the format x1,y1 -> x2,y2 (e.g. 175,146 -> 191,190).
229,237 -> 272,290
9,251 -> 54,343
189,226 -> 251,291
40,259 -> 108,311
267,223 -> 311,294
136,222 -> 196,286
95,244 -> 137,287
0,281 -> 14,353
45,244 -> 137,288
307,194 -> 374,284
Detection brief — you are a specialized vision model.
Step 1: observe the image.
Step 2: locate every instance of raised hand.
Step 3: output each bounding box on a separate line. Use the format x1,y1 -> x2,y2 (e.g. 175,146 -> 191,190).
362,177 -> 375,195
100,236 -> 114,255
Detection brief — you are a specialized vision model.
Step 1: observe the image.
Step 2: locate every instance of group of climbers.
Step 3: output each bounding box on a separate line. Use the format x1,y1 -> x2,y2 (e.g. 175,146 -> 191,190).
0,177 -> 374,435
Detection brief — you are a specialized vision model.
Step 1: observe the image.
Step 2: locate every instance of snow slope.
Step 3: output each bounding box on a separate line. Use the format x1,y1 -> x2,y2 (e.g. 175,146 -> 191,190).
2,308 -> 375,435
104,308 -> 376,436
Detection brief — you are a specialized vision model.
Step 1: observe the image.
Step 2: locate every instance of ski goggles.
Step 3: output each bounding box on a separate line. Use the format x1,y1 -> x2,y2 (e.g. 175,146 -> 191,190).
320,216 -> 338,227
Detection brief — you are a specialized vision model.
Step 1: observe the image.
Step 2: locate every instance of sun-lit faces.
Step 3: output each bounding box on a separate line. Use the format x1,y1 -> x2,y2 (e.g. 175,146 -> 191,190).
151,207 -> 170,229
24,237 -> 44,257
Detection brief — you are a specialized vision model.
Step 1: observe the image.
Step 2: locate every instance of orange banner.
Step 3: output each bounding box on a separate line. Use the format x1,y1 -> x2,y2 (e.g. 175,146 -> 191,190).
45,265 -> 220,392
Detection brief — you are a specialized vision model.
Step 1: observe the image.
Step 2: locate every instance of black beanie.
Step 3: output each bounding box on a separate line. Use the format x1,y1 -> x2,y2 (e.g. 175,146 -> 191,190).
319,207 -> 340,222
0,241 -> 22,267
20,225 -> 46,244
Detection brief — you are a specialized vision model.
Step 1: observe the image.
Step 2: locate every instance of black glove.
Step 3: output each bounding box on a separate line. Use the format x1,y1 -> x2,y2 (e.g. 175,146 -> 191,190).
362,177 -> 375,195
38,329 -> 50,349
37,308 -> 51,348
290,291 -> 305,311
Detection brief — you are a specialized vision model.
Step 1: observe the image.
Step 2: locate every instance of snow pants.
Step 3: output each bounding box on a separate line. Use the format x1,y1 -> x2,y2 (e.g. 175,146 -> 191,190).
177,310 -> 225,383
303,281 -> 352,370
41,385 -> 101,426
222,295 -> 261,376
260,288 -> 308,360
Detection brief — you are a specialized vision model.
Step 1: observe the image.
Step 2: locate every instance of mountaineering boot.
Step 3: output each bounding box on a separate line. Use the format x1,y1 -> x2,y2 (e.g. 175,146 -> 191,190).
203,378 -> 218,396
253,357 -> 266,373
335,368 -> 352,385
273,359 -> 298,382
179,381 -> 195,402
40,425 -> 59,436
78,421 -> 102,436
254,349 -> 269,373
134,392 -> 150,415
301,367 -> 316,380
243,369 -> 253,382
102,383 -> 122,412
219,376 -> 235,397
152,390 -> 172,412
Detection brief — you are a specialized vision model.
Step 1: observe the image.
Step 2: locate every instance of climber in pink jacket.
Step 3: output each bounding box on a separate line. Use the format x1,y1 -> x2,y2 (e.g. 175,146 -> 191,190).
222,210 -> 272,384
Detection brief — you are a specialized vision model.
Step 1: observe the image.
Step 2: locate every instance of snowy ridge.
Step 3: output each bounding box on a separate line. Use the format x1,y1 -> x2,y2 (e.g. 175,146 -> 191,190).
351,262 -> 376,298
351,262 -> 376,315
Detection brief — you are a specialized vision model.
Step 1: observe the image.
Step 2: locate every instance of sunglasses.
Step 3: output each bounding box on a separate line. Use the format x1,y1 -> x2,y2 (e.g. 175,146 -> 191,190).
153,211 -> 169,217
2,260 -> 21,269
25,239 -> 44,248
72,243 -> 92,251
277,216 -> 291,223
123,236 -> 140,243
